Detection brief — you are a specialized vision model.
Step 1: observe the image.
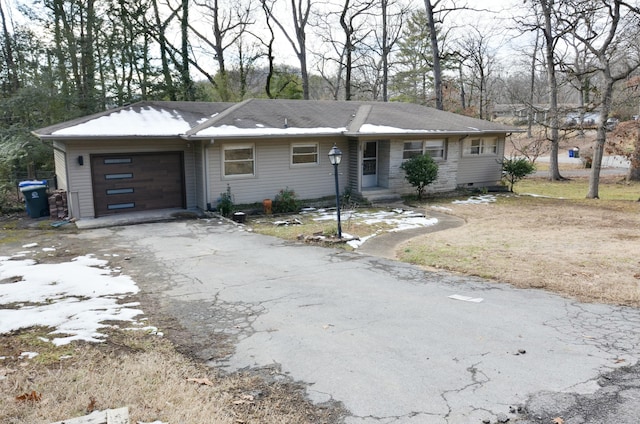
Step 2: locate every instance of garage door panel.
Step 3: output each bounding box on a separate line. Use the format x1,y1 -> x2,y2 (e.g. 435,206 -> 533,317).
91,152 -> 185,217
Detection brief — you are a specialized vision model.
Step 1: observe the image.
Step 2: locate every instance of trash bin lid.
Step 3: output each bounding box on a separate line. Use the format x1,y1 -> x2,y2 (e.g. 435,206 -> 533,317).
19,180 -> 47,192
19,180 -> 47,187
20,185 -> 47,192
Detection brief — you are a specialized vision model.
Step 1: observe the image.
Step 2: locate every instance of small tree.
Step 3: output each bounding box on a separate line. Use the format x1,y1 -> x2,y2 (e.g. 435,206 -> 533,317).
502,157 -> 536,192
400,154 -> 439,200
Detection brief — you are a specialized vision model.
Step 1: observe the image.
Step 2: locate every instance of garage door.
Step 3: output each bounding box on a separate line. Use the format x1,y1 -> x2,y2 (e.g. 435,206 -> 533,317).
91,152 -> 185,217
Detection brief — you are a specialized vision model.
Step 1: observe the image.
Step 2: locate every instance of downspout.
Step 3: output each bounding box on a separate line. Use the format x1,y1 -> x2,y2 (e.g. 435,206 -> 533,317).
204,139 -> 213,211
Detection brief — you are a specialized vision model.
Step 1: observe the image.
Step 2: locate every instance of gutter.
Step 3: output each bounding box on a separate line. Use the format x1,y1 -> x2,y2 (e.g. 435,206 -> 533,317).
34,134 -> 188,141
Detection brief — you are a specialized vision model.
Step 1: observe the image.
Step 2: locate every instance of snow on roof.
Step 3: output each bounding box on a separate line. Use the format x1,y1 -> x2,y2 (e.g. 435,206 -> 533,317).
359,124 -> 446,134
51,107 -> 205,137
0,251 -> 147,346
195,124 -> 347,137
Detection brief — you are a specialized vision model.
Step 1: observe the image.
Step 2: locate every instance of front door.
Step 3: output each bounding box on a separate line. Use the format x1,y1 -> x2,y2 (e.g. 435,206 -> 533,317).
362,141 -> 378,188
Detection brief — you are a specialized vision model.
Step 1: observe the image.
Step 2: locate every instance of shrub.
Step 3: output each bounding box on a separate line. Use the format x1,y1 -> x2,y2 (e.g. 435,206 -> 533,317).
400,154 -> 439,200
273,187 -> 299,213
501,157 -> 536,192
217,185 -> 233,217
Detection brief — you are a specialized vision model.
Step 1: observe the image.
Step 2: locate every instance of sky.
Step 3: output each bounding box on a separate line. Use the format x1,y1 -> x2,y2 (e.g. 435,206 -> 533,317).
0,195 -> 496,350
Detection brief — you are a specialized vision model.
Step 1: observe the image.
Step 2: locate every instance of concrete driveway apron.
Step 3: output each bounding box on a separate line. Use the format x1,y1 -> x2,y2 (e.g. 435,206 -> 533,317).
112,220 -> 640,423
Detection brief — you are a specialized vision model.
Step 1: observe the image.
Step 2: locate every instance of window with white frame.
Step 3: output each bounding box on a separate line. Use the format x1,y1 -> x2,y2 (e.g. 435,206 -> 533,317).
223,144 -> 255,177
466,138 -> 497,155
291,143 -> 319,165
403,140 -> 445,160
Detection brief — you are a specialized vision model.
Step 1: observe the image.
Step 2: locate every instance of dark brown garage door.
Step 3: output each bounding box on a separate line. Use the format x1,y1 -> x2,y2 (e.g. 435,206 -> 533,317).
91,152 -> 185,217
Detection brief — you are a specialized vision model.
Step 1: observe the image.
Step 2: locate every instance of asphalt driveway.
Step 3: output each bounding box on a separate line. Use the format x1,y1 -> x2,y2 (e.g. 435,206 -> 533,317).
105,219 -> 640,423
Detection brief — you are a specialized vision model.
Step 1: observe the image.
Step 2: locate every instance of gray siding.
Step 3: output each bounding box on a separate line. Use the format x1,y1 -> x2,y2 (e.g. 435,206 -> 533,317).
194,140 -> 206,210
60,138 -> 195,218
347,139 -> 359,194
387,138 -> 459,195
456,135 -> 505,187
208,137 -> 348,205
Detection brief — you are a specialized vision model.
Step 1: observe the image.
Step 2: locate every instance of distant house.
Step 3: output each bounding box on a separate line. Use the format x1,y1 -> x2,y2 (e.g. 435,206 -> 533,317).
33,99 -> 519,219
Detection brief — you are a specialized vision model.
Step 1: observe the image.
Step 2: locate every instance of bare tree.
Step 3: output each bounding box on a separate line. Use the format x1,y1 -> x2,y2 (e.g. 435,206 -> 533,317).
458,26 -> 496,120
423,0 -> 443,109
190,0 -> 254,101
258,0 -> 276,98
262,0 -> 312,99
341,0 -> 375,100
567,0 -> 640,198
149,0 -> 179,100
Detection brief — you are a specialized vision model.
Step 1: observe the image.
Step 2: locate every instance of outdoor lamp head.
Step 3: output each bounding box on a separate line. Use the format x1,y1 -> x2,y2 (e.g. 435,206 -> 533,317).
328,145 -> 342,165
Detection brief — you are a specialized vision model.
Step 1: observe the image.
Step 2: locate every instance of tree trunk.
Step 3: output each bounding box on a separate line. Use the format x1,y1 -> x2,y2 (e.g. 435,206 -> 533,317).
458,62 -> 465,109
424,0 -> 442,110
261,1 -> 276,98
340,0 -> 352,100
540,0 -> 562,180
79,0 -> 97,114
180,0 -> 195,101
0,1 -> 19,93
587,75 -> 614,199
381,0 -> 388,102
151,0 -> 176,100
627,121 -> 640,181
527,30 -> 539,138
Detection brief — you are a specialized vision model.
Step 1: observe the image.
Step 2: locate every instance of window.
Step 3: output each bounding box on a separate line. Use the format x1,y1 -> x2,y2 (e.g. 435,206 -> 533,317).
403,140 -> 445,160
223,144 -> 254,177
467,138 -> 498,156
424,140 -> 445,159
470,139 -> 481,155
291,143 -> 319,165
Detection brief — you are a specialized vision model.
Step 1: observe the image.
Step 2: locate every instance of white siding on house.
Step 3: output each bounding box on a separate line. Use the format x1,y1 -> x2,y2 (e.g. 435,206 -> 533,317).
61,139 -> 195,218
53,144 -> 68,191
208,137 -> 348,205
386,138 -> 460,194
456,135 -> 505,187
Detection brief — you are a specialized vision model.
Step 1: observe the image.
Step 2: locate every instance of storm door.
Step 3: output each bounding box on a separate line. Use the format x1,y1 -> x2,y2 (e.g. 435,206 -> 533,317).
362,141 -> 378,188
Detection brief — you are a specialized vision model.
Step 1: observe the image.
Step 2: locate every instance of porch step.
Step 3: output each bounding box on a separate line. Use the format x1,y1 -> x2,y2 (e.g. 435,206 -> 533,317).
361,188 -> 403,204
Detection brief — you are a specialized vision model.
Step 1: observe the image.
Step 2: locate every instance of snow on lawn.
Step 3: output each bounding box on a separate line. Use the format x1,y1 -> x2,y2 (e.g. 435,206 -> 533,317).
307,208 -> 438,248
0,253 -> 146,346
451,194 -> 497,205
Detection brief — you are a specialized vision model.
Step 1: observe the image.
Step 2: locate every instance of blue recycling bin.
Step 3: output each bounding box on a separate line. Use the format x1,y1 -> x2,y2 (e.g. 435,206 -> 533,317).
568,149 -> 574,158
19,180 -> 49,218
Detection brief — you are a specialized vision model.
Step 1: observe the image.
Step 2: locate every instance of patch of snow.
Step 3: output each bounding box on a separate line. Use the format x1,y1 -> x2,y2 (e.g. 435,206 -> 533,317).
452,195 -> 496,205
347,233 -> 377,249
431,205 -> 453,212
359,124 -> 442,134
52,107 -> 194,136
0,254 -> 143,346
20,351 -> 39,359
196,125 -> 346,137
22,243 -> 38,248
311,209 -> 438,249
42,247 -> 56,252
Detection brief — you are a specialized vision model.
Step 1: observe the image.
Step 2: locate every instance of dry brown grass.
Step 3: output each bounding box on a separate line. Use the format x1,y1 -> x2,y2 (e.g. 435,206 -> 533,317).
400,186 -> 640,307
0,328 -> 340,424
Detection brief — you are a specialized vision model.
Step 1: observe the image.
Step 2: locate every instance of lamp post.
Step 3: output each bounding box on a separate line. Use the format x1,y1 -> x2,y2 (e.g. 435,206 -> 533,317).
328,144 -> 342,239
